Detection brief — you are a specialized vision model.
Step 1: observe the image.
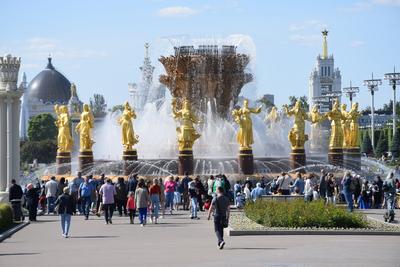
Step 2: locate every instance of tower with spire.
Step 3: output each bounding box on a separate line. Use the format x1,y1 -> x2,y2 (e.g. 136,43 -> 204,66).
128,43 -> 165,113
308,30 -> 342,113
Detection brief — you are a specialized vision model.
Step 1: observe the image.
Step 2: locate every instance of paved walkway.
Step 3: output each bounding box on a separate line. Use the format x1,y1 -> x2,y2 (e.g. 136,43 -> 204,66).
0,211 -> 399,267
361,209 -> 400,224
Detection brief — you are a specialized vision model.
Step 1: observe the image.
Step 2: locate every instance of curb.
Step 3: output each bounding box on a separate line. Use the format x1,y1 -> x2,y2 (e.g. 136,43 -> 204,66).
366,215 -> 400,228
0,221 -> 30,242
228,228 -> 400,236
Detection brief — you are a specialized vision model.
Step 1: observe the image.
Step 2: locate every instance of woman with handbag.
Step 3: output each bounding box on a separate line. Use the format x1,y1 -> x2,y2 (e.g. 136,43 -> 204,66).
207,186 -> 230,250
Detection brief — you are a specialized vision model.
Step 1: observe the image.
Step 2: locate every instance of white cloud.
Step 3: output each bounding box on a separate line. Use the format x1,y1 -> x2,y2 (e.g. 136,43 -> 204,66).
157,6 -> 198,17
350,40 -> 365,47
27,37 -> 57,51
373,0 -> 400,6
289,20 -> 327,32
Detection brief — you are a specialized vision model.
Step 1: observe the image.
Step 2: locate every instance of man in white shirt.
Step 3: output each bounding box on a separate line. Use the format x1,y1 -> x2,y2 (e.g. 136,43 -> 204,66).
45,176 -> 59,214
276,172 -> 291,195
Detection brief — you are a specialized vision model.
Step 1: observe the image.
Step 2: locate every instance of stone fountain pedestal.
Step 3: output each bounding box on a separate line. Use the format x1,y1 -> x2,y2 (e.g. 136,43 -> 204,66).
178,149 -> 194,175
78,151 -> 93,174
343,147 -> 361,171
328,147 -> 343,167
56,151 -> 71,175
238,149 -> 254,175
123,149 -> 138,176
290,148 -> 306,173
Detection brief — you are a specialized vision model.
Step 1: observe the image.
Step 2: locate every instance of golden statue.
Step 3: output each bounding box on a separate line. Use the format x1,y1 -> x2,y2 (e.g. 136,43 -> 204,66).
172,98 -> 201,151
325,99 -> 345,149
283,100 -> 309,149
341,104 -> 350,149
347,102 -> 361,148
265,106 -> 279,125
75,104 -> 94,152
232,99 -> 262,150
54,105 -> 73,153
118,102 -> 139,151
309,105 -> 324,124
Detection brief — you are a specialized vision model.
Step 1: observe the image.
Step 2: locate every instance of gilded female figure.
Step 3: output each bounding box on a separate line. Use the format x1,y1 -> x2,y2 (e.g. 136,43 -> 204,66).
232,99 -> 262,150
347,102 -> 361,148
283,100 -> 309,149
118,102 -> 138,151
341,104 -> 350,148
75,104 -> 94,152
172,98 -> 201,151
55,105 -> 73,153
325,99 -> 345,149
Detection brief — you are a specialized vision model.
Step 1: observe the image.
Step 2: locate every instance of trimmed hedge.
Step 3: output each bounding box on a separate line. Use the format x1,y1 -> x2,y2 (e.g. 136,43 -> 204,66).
0,203 -> 13,231
245,200 -> 368,229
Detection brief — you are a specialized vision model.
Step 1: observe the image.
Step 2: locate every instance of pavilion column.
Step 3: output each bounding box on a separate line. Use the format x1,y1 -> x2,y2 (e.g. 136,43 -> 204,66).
0,96 -> 6,191
6,97 -> 13,188
13,97 -> 21,183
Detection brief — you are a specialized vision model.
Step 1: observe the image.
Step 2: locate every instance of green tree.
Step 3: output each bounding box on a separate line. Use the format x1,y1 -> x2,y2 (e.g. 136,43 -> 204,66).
90,94 -> 107,117
375,132 -> 388,158
288,95 -> 309,110
109,104 -> 124,114
20,140 -> 57,164
256,96 -> 274,110
391,130 -> 400,158
27,114 -> 57,142
361,133 -> 373,155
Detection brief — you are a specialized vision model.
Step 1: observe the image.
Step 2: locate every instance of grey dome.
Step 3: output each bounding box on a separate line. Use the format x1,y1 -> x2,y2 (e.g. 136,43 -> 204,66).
27,57 -> 71,104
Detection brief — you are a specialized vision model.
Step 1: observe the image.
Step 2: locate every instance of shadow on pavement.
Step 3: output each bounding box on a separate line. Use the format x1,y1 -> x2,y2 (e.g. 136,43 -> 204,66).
0,252 -> 40,256
70,235 -> 118,239
225,247 -> 285,251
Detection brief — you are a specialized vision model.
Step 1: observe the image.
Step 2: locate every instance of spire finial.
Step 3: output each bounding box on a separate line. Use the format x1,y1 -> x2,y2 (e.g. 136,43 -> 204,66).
144,43 -> 149,58
46,55 -> 54,70
322,29 -> 328,59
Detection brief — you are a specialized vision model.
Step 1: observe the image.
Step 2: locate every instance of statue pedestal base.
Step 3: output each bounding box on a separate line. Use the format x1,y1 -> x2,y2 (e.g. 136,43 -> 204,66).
178,150 -> 194,175
56,151 -> 71,175
343,147 -> 361,171
78,151 -> 93,174
238,149 -> 254,175
328,148 -> 343,167
123,150 -> 138,176
290,148 -> 306,173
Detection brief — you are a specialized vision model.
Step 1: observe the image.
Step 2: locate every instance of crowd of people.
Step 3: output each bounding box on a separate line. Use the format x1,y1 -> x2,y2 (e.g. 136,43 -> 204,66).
6,169 -> 399,245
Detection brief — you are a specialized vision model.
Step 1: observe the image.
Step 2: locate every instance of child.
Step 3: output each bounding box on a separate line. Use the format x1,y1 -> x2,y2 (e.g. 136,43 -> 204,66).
126,191 -> 136,224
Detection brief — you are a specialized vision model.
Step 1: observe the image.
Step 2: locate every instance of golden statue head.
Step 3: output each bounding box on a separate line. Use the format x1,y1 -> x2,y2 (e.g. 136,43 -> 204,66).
341,103 -> 347,111
243,99 -> 249,108
124,101 -> 131,110
333,99 -> 339,110
61,105 -> 68,113
352,102 -> 358,110
294,100 -> 301,109
312,105 -> 319,112
83,104 -> 89,112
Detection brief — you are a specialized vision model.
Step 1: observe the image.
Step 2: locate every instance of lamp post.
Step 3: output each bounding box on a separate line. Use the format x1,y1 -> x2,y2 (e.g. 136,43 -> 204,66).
384,67 -> 400,137
342,81 -> 359,107
363,73 -> 382,149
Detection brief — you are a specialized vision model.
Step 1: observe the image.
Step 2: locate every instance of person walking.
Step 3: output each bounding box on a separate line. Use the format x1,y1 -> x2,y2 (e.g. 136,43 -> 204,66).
319,170 -> 328,201
181,172 -> 191,210
291,172 -> 305,195
9,179 -> 24,221
207,186 -> 230,250
78,176 -> 94,220
276,172 -> 291,195
326,174 -> 335,204
45,176 -> 58,214
304,175 -> 313,202
25,183 -> 39,222
99,179 -> 116,224
342,172 -> 354,212
68,172 -> 83,214
135,179 -> 150,226
250,182 -> 265,201
149,178 -> 161,224
57,177 -> 67,198
55,187 -> 75,238
164,176 -> 176,215
115,177 -> 128,216
126,191 -> 136,224
383,172 -> 396,222
207,175 -> 215,200
188,180 -> 199,219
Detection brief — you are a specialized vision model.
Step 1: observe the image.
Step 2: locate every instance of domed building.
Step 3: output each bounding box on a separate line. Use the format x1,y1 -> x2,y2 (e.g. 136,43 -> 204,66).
20,57 -> 82,139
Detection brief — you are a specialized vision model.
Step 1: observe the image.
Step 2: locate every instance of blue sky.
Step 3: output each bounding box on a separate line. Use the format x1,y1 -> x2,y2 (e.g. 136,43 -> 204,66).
1,0 -> 399,109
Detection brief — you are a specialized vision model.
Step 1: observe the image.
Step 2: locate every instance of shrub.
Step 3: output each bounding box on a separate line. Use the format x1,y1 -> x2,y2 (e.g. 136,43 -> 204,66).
244,200 -> 368,229
0,204 -> 13,231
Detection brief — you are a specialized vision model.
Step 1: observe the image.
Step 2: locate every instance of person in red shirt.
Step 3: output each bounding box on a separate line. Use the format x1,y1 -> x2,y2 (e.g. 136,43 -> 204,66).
149,178 -> 162,224
126,191 -> 136,224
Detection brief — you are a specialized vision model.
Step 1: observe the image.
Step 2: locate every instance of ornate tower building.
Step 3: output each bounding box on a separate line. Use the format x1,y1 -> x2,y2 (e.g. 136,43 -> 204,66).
0,54 -> 23,202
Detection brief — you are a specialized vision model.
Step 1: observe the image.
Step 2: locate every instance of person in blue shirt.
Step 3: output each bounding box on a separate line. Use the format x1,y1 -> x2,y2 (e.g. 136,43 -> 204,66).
291,172 -> 305,195
251,183 -> 265,201
78,176 -> 94,220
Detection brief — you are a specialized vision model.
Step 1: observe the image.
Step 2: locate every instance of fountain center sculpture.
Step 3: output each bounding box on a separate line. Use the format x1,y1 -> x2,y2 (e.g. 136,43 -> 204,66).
159,45 -> 253,118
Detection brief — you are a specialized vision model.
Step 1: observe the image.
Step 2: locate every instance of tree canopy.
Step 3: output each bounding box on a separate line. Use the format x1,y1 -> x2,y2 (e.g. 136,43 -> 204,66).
90,94 -> 107,117
27,113 -> 57,142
